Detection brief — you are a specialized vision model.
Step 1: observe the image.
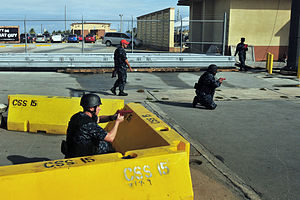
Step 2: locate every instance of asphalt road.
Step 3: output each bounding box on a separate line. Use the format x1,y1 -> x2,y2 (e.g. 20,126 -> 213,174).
0,42 -> 155,54
151,99 -> 300,200
0,70 -> 299,200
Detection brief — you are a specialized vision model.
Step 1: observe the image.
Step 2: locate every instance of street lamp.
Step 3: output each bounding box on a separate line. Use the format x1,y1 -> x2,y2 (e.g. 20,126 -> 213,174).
119,14 -> 123,32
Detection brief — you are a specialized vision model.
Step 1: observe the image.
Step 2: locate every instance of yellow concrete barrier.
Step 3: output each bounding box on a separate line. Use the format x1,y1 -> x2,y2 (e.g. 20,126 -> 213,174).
7,94 -> 124,134
0,103 -> 193,200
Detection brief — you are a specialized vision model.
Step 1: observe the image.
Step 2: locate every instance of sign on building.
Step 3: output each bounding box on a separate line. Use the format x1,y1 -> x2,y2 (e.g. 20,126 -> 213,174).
0,26 -> 19,42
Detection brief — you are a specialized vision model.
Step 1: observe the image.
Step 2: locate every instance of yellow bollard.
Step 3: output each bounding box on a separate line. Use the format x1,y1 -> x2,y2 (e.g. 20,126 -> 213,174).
269,53 -> 274,74
297,56 -> 300,79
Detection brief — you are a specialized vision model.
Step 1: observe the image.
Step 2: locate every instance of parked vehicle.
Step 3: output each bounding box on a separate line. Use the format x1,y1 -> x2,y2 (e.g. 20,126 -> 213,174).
78,35 -> 83,41
20,33 -> 32,43
102,32 -> 143,47
43,33 -> 51,42
62,34 -> 68,42
67,34 -> 78,43
35,34 -> 47,43
51,34 -> 63,43
126,33 -> 143,47
84,34 -> 96,43
30,34 -> 37,43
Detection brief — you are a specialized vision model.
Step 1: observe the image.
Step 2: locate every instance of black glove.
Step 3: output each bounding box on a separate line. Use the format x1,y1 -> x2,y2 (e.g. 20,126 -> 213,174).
109,113 -> 118,121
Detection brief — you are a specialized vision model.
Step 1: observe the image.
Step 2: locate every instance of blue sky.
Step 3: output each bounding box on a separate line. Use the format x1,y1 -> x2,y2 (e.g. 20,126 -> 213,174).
0,0 -> 189,33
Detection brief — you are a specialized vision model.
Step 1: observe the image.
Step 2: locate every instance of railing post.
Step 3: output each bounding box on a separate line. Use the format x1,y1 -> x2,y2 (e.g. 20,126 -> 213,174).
131,17 -> 134,53
81,16 -> 84,53
24,18 -> 27,53
180,17 -> 183,53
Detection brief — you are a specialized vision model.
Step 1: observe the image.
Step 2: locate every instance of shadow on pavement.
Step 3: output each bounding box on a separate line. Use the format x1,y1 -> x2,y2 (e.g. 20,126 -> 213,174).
156,101 -> 214,110
156,101 -> 193,108
235,64 -> 267,73
7,155 -> 50,165
67,88 -> 112,97
0,116 -> 7,129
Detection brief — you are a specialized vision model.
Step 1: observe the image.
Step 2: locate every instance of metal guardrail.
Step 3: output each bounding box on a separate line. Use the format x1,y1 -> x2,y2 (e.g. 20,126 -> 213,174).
0,53 -> 235,68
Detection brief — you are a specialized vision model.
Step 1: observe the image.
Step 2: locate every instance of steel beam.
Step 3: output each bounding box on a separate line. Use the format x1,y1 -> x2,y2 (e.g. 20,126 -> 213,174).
0,53 -> 235,68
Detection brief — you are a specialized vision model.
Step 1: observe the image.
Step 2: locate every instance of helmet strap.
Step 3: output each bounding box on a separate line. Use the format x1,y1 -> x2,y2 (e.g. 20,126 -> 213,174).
85,106 -> 98,117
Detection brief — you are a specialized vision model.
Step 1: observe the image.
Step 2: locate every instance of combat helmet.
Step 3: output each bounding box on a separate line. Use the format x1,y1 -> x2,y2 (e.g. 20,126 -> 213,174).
80,93 -> 102,110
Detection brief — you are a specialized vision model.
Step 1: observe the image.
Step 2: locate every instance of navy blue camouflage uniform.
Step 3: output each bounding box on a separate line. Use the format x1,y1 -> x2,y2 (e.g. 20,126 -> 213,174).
113,46 -> 128,93
193,65 -> 222,110
234,38 -> 248,71
66,112 -> 114,158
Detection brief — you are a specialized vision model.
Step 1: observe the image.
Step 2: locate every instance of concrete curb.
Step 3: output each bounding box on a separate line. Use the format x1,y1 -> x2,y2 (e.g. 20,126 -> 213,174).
144,100 -> 262,200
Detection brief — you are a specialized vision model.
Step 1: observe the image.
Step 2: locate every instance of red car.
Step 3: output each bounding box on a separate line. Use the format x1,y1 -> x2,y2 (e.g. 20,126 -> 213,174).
78,35 -> 83,41
84,34 -> 96,43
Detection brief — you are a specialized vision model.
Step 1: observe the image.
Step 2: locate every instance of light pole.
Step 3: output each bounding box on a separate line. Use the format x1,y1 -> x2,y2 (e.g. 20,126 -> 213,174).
65,4 -> 67,33
119,14 -> 123,32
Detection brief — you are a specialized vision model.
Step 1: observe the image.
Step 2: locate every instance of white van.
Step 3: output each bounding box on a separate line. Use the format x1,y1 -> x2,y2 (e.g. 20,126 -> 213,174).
51,34 -> 63,43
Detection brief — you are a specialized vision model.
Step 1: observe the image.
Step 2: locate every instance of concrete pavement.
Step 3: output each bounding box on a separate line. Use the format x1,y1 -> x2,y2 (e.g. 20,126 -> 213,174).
0,70 -> 299,199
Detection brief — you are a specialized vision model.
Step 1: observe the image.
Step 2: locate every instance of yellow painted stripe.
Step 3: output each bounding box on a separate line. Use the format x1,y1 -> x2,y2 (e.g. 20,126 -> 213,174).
0,45 -> 6,47
36,44 -> 51,47
13,45 -> 27,47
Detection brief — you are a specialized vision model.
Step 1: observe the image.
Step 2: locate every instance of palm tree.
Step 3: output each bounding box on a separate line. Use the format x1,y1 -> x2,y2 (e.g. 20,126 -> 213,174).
29,28 -> 35,34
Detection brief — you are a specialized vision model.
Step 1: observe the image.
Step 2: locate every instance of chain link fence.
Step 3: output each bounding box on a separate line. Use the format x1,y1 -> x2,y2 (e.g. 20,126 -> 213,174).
0,15 -> 227,55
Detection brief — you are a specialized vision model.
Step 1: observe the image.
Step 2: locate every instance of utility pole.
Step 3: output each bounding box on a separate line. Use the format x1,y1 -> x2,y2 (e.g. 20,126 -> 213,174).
82,16 -> 84,53
24,18 -> 27,53
119,14 -> 123,32
286,0 -> 300,71
65,5 -> 67,33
